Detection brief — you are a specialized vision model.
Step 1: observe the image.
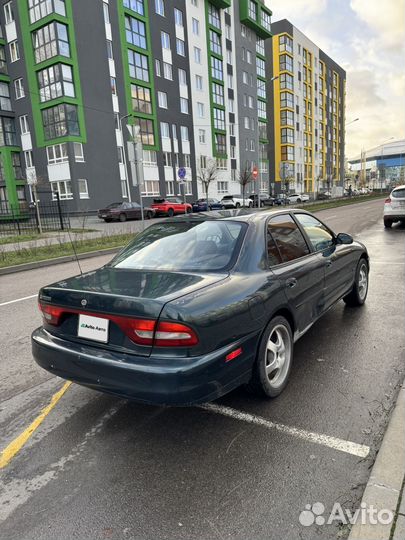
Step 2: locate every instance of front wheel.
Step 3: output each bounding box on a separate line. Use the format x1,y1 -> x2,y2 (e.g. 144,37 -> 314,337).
247,316 -> 293,398
235,203 -> 241,208
119,213 -> 127,222
296,198 -> 301,203
167,208 -> 174,217
186,207 -> 192,214
343,258 -> 369,307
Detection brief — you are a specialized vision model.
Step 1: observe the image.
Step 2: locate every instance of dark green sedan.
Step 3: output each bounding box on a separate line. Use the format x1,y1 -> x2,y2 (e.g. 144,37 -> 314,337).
32,209 -> 369,405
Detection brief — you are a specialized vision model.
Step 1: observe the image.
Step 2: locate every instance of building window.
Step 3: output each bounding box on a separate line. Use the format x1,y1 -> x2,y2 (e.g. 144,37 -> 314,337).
261,10 -> 271,31
176,39 -> 185,56
51,180 -> 73,200
199,129 -> 206,144
215,133 -> 226,154
37,64 -> 75,102
134,118 -> 155,145
209,30 -> 222,55
125,15 -> 146,49
131,84 -> 151,113
174,7 -> 183,26
163,151 -> 172,167
281,145 -> 294,161
13,78 -> 24,99
200,155 -> 207,168
248,0 -> 257,20
158,91 -> 168,108
213,108 -> 225,130
128,50 -> 149,82
161,31 -> 170,50
192,17 -> 199,35
160,121 -> 170,138
279,34 -> 293,54
0,83 -> 11,111
25,150 -> 34,168
197,102 -> 204,117
28,0 -> 66,24
110,76 -> 117,95
155,0 -> 164,16
0,117 -> 17,146
155,59 -> 161,76
102,1 -> 110,23
258,100 -> 266,119
279,54 -> 293,72
217,181 -> 228,194
123,0 -> 144,15
19,115 -> 29,134
280,91 -> 294,109
193,46 -> 201,63
212,83 -> 225,106
166,180 -> 174,196
46,143 -> 68,164
180,97 -> 189,114
208,3 -> 220,29
106,40 -> 113,59
256,57 -> 265,78
141,180 -> 160,196
143,149 -> 157,166
33,22 -> 70,64
281,127 -> 294,144
256,37 -> 265,56
180,125 -> 189,141
4,2 -> 14,24
163,62 -> 172,80
178,68 -> 187,85
0,46 -> 7,74
78,179 -> 89,199
280,72 -> 294,91
42,103 -> 79,140
195,75 -> 203,90
211,57 -> 223,81
9,40 -> 19,62
12,153 -> 23,178
257,79 -> 266,99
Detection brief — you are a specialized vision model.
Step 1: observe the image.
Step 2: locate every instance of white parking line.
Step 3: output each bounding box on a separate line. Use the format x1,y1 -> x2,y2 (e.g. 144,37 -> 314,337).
0,294 -> 37,307
200,403 -> 370,458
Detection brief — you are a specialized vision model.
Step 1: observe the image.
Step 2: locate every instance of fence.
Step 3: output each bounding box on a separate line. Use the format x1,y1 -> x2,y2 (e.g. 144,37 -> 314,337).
0,190 -> 70,237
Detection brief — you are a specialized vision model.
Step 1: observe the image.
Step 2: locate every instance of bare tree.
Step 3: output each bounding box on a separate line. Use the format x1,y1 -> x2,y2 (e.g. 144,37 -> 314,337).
197,159 -> 218,206
237,163 -> 253,207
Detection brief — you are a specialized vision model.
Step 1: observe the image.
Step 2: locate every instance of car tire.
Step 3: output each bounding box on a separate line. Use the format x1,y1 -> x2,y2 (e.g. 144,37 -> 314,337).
167,208 -> 174,217
104,218 -> 112,223
146,211 -> 153,220
235,203 -> 240,208
297,198 -> 301,203
119,213 -> 127,222
248,201 -> 253,208
343,258 -> 369,307
186,207 -> 192,214
247,315 -> 293,398
384,218 -> 392,228
260,201 -> 265,208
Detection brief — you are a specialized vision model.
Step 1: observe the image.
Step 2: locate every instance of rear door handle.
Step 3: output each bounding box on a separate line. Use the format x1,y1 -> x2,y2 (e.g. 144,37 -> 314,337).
286,277 -> 297,288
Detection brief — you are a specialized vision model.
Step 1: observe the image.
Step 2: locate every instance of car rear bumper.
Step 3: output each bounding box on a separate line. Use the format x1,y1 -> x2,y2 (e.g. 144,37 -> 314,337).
384,208 -> 405,219
32,327 -> 257,406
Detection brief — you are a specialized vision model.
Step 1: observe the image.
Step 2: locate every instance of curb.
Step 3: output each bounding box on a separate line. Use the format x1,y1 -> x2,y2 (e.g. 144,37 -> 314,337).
349,383 -> 405,540
0,247 -> 121,276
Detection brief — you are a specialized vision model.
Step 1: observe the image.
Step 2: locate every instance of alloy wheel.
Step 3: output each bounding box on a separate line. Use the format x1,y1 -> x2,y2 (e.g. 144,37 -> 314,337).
265,324 -> 292,389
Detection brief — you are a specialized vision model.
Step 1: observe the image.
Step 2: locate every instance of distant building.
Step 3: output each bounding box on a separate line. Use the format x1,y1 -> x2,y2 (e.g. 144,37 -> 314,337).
348,140 -> 405,189
266,19 -> 346,195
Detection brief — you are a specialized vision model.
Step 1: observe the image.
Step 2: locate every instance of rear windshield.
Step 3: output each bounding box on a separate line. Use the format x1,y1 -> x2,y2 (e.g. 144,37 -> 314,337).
110,221 -> 246,272
392,189 -> 405,198
222,196 -> 233,200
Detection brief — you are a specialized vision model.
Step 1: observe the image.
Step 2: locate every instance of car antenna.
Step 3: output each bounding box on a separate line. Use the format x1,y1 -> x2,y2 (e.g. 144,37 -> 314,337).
66,227 -> 83,275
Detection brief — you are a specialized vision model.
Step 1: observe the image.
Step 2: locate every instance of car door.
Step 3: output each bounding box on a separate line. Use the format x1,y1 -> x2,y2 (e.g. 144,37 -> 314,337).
267,214 -> 325,334
294,213 -> 355,310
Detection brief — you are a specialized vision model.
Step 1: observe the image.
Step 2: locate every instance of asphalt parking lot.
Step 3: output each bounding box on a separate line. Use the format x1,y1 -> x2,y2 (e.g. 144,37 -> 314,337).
1,198 -> 404,540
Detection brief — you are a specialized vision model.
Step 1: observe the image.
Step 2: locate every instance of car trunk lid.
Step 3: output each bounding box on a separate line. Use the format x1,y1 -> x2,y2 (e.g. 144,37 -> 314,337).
39,266 -> 227,357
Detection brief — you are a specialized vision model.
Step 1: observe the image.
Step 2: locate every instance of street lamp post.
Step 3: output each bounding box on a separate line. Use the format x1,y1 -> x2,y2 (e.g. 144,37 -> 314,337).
344,118 -> 359,189
119,113 -> 132,203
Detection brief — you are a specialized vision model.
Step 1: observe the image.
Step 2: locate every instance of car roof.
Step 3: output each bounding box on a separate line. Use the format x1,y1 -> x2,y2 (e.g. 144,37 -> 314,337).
164,207 -> 312,224
392,185 -> 405,190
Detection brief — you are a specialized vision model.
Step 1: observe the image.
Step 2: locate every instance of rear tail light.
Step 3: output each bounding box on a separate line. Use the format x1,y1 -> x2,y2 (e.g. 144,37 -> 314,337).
38,301 -> 198,347
385,198 -> 391,203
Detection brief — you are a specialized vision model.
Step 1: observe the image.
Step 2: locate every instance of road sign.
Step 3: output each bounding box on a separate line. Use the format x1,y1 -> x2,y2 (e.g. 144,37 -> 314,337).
252,166 -> 258,179
178,167 -> 186,179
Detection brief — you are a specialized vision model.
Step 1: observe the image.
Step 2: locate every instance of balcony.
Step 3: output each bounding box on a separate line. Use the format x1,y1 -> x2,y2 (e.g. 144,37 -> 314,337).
209,0 -> 231,9
240,0 -> 272,40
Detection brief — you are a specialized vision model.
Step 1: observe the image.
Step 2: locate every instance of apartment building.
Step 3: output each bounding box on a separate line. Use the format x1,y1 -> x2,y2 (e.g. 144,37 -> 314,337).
266,19 -> 346,195
0,0 -> 273,213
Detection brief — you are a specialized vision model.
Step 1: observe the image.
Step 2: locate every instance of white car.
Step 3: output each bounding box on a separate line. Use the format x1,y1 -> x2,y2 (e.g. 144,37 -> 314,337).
220,195 -> 252,208
384,185 -> 405,228
287,193 -> 310,204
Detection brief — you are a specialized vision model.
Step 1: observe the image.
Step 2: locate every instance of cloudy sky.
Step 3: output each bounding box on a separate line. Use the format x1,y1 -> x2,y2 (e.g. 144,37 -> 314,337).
268,0 -> 405,159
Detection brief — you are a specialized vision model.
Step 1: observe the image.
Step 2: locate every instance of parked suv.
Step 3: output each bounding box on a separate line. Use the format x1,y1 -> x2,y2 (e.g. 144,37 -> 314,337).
287,193 -> 310,204
249,193 -> 274,207
384,185 -> 405,228
220,195 -> 253,208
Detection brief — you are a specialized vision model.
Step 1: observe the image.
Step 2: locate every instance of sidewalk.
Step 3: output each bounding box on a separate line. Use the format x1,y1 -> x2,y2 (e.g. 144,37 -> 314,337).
349,383 -> 405,540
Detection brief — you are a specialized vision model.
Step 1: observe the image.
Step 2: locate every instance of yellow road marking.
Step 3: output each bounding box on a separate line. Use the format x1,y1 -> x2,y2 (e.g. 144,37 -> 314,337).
0,381 -> 72,469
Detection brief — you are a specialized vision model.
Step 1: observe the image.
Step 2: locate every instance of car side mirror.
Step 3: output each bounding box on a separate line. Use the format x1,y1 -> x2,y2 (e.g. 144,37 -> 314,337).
336,232 -> 353,245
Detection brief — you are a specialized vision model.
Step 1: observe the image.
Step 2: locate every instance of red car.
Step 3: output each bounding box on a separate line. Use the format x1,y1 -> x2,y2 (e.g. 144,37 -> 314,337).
151,197 -> 192,217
